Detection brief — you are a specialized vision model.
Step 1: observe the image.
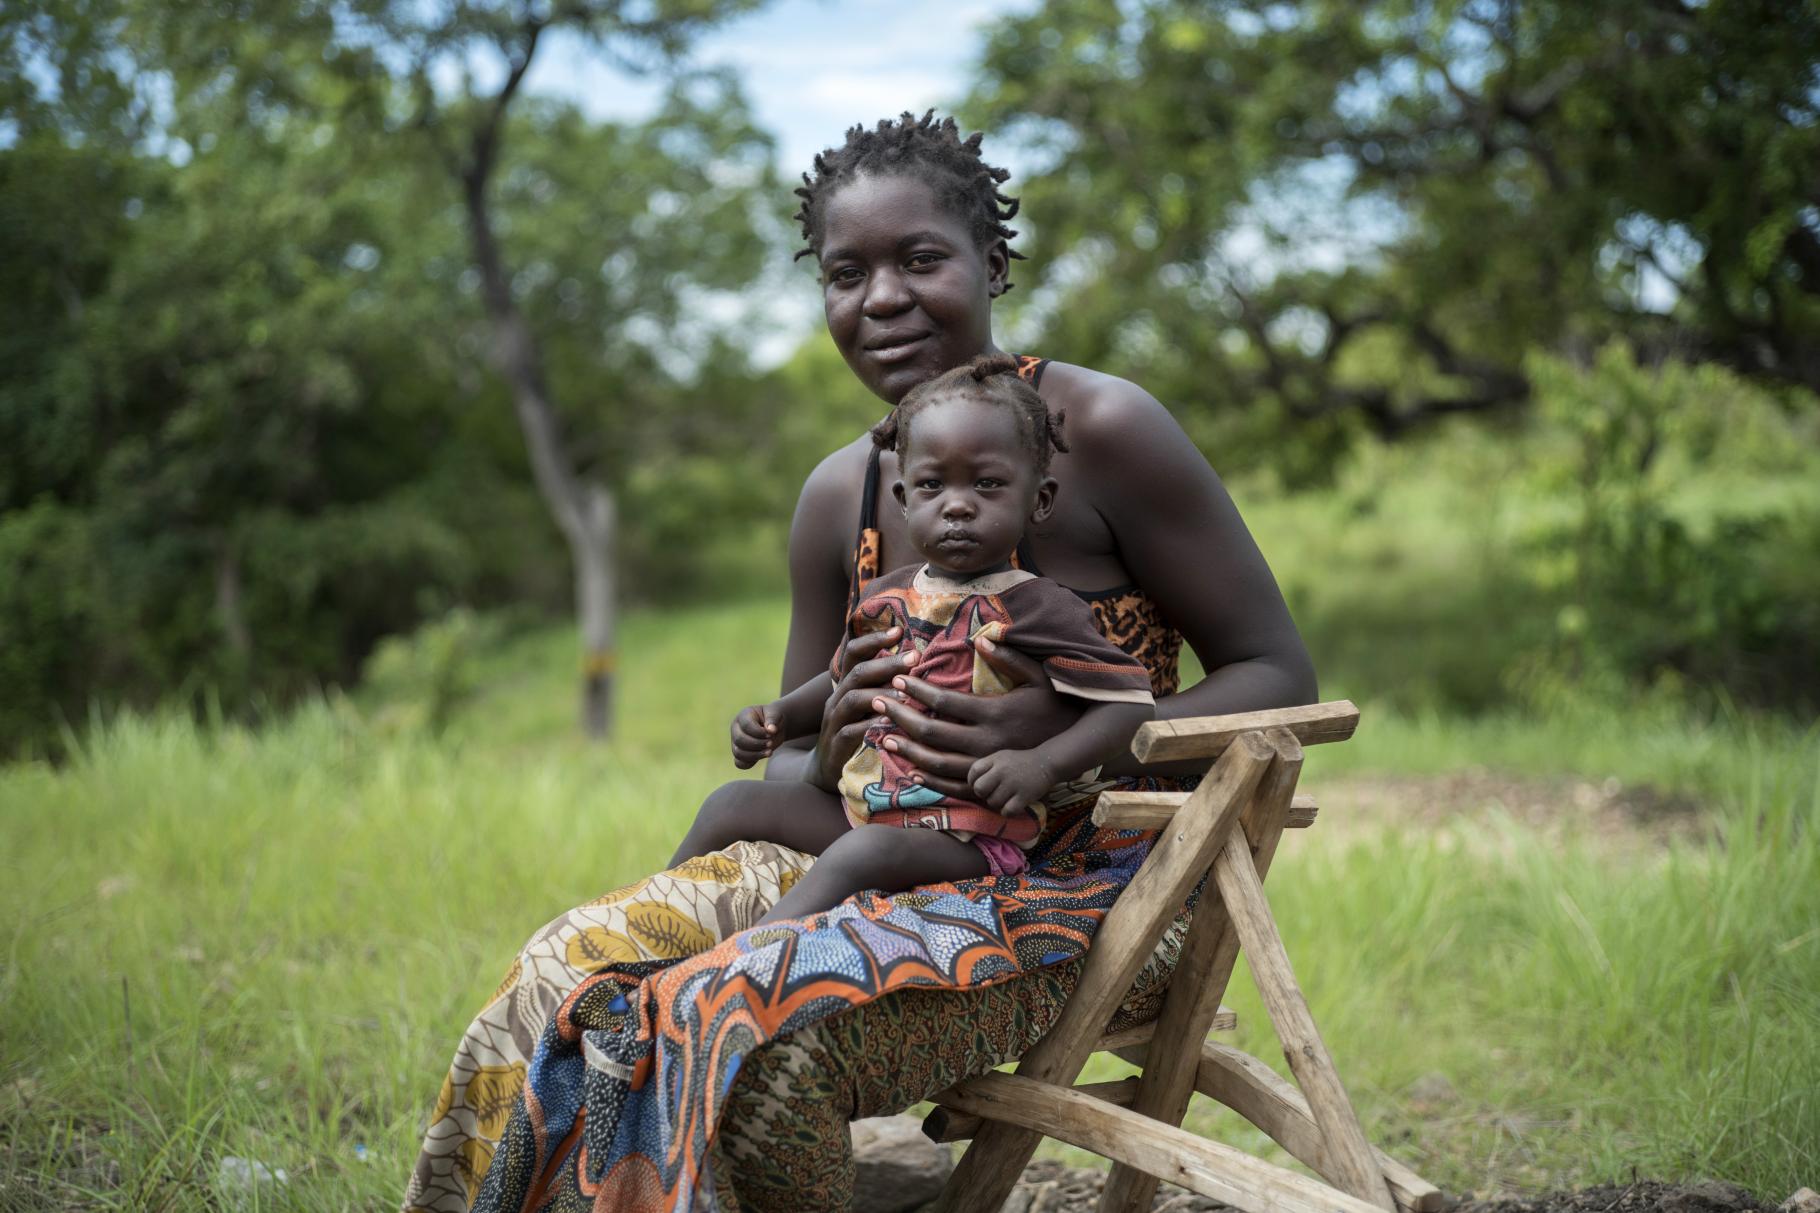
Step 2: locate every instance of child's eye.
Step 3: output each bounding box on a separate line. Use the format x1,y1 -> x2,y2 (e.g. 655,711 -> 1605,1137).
917,479 -> 942,491
976,478 -> 1004,490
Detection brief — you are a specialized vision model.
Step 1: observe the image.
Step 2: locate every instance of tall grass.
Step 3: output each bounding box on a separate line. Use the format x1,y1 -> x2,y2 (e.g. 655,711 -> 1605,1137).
2,598 -> 1815,1209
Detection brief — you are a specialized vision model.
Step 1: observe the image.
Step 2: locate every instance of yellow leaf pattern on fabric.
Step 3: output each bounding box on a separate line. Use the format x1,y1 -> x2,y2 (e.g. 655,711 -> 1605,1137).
583,876 -> 651,907
626,902 -> 716,957
672,853 -> 743,885
565,926 -> 642,969
467,1063 -> 528,1140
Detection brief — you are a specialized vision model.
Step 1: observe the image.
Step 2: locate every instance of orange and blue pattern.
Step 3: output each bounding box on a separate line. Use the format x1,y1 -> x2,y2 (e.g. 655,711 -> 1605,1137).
472,787 -> 1166,1213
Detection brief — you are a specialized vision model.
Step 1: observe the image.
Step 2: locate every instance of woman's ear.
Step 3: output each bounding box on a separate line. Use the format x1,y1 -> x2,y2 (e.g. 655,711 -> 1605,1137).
985,240 -> 1010,298
892,479 -> 908,514
1029,477 -> 1058,524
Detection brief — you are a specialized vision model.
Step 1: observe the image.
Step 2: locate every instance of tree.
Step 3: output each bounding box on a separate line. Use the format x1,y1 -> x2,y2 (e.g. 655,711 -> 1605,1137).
372,1 -> 771,736
1,0 -> 779,752
966,0 -> 1820,469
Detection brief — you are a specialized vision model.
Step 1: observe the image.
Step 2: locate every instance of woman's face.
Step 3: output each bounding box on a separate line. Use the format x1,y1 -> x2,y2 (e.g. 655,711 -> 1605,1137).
816,174 -> 1008,404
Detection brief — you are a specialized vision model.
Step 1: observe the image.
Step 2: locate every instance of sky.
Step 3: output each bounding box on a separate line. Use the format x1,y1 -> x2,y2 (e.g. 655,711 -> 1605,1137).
520,0 -> 1038,180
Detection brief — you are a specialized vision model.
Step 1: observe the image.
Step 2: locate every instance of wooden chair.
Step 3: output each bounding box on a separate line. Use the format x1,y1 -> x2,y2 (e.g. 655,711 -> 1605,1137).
921,701 -> 1441,1213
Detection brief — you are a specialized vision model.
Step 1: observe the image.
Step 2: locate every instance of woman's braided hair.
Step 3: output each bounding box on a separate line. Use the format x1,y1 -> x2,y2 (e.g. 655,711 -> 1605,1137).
793,110 -> 1025,290
871,354 -> 1069,474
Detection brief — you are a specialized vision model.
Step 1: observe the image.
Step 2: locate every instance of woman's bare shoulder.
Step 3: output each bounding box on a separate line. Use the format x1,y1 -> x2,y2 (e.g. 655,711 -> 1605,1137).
797,434 -> 875,511
1038,361 -> 1202,467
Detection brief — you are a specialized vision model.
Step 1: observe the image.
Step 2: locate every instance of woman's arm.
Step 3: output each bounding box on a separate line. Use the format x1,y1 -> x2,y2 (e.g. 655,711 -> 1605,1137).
762,447 -> 859,782
764,442 -> 926,786
1070,378 -> 1316,775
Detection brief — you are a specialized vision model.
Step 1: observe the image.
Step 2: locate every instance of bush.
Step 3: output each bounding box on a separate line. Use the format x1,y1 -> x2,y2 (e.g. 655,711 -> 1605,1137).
1519,344 -> 1820,709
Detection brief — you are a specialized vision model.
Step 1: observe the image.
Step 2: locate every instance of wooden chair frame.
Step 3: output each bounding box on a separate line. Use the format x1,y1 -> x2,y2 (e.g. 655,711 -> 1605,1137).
920,701 -> 1440,1213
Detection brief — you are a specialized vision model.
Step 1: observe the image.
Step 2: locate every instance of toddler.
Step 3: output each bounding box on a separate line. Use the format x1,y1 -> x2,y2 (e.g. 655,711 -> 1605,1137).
678,355 -> 1154,924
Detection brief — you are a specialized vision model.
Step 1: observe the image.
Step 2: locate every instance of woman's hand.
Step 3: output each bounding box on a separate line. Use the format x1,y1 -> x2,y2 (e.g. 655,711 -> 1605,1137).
873,637 -> 1083,799
811,626 -> 919,787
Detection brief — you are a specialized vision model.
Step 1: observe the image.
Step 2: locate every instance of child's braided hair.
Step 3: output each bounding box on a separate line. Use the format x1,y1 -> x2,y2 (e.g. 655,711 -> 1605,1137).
793,110 -> 1025,291
871,354 -> 1069,474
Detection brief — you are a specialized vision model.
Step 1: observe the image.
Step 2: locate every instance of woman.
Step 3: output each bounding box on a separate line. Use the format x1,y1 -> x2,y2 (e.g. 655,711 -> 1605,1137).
404,111 -> 1314,1213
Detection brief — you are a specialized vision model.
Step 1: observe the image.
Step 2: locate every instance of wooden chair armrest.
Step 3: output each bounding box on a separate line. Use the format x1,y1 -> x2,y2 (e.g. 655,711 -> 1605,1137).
1131,700 -> 1359,763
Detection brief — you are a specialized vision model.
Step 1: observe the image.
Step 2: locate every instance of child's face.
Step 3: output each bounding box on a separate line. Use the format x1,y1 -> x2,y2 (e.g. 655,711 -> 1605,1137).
892,395 -> 1057,578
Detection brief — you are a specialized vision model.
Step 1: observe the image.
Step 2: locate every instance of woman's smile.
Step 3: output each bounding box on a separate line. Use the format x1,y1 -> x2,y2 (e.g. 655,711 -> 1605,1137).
816,174 -> 1007,403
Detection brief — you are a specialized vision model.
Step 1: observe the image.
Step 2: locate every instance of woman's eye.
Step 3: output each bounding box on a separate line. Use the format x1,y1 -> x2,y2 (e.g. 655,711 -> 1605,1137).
907,252 -> 943,269
827,266 -> 863,286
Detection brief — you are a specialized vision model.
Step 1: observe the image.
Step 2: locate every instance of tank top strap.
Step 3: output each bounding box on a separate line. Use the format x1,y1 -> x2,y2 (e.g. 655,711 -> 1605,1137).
846,445 -> 886,619
1015,354 -> 1051,389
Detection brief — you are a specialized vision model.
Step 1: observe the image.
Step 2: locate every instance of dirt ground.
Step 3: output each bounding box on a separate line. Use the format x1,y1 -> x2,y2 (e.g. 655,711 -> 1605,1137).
1307,768 -> 1709,852
1000,1161 -> 1794,1213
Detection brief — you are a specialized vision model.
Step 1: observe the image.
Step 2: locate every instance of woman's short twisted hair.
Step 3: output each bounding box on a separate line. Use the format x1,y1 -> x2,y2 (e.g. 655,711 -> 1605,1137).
871,354 -> 1068,474
793,111 -> 1026,290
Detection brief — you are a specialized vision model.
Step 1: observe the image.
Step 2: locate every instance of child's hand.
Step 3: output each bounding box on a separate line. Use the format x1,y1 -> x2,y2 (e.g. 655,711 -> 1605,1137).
967,749 -> 1055,817
731,702 -> 781,769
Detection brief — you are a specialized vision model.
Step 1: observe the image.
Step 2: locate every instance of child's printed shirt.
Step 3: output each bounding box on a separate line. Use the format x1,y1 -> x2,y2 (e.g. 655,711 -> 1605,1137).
834,564 -> 1155,847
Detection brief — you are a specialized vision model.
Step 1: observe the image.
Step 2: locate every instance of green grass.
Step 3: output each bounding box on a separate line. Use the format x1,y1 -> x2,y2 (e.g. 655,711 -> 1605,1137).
3,597 -> 1816,1210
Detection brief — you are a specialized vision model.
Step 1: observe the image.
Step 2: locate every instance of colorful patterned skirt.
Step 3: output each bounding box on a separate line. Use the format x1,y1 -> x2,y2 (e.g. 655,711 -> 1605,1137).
405,787 -> 1191,1213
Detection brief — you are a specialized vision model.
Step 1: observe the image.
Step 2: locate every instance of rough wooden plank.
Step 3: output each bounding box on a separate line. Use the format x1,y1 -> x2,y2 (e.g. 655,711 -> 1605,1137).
1131,700 -> 1360,764
1215,820 -> 1397,1211
926,1077 -> 1141,1143
1190,1042 -> 1445,1213
1093,1004 -> 1236,1056
937,1071 -> 1387,1213
933,732 -> 1276,1213
1094,790 -> 1318,830
1098,728 -> 1306,1213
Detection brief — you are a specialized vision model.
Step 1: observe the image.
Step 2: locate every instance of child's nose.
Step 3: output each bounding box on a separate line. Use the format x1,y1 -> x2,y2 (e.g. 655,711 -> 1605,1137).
941,493 -> 976,519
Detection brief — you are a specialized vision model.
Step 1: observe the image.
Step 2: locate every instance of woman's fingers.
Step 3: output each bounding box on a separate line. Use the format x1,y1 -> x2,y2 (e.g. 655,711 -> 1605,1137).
907,769 -> 973,799
892,674 -> 964,718
973,635 -> 1050,689
837,628 -> 906,679
874,695 -> 972,751
886,731 -> 976,781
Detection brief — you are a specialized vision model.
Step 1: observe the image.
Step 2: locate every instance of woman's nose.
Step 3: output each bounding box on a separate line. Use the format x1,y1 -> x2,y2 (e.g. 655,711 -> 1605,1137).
863,268 -> 912,317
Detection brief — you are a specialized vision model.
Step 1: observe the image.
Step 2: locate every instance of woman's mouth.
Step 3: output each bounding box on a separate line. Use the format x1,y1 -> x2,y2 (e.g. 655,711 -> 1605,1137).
864,331 -> 931,365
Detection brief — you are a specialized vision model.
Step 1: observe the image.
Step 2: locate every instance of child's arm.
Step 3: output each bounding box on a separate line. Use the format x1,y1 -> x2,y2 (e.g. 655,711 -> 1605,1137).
967,699 -> 1154,817
730,671 -> 833,770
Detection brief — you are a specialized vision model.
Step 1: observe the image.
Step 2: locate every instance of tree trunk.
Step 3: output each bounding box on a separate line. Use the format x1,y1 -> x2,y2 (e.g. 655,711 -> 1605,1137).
215,542 -> 252,667
576,482 -> 616,739
457,45 -> 616,738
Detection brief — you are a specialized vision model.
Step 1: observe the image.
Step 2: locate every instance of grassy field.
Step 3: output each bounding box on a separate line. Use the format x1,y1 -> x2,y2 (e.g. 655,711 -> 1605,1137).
2,593 -> 1815,1212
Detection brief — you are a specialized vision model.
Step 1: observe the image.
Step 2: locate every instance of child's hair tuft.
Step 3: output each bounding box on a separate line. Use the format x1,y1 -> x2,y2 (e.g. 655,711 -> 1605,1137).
870,355 -> 1068,473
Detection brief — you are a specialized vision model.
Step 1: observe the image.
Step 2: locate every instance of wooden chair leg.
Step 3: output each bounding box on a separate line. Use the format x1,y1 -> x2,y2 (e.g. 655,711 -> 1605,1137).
1215,817 -> 1397,1211
1096,727 -> 1305,1213
932,732 -> 1277,1213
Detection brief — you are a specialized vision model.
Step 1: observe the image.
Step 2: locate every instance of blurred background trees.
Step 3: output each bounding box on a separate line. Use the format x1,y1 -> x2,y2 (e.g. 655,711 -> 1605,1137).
3,0 -> 1816,756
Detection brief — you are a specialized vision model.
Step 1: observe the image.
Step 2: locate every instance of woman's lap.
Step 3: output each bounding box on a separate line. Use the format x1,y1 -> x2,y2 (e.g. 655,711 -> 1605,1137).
405,819 -> 1171,1212
712,961 -> 1081,1211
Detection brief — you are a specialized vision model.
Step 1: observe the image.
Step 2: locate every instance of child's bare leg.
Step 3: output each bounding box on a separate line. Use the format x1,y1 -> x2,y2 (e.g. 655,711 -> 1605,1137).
755,826 -> 989,925
667,780 -> 850,868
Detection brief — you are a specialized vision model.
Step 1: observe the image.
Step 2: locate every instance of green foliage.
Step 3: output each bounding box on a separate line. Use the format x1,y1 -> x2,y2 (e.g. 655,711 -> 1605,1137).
1519,344 -> 1820,706
0,0 -> 786,755
967,0 -> 1820,467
